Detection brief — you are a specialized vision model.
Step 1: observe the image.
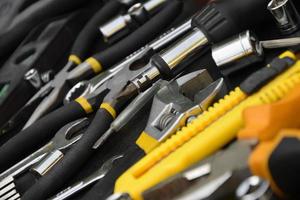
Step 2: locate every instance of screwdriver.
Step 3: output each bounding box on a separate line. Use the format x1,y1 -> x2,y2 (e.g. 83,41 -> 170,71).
120,0 -> 272,96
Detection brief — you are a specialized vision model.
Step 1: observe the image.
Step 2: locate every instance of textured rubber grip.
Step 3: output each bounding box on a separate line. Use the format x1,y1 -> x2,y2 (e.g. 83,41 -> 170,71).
0,0 -> 90,60
192,0 -> 270,43
71,0 -> 123,60
0,101 -> 86,173
93,0 -> 183,69
21,109 -> 114,200
81,146 -> 145,200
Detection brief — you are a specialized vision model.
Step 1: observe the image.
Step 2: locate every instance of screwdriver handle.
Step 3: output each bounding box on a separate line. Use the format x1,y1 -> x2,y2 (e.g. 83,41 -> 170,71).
249,129 -> 300,199
192,0 -> 271,43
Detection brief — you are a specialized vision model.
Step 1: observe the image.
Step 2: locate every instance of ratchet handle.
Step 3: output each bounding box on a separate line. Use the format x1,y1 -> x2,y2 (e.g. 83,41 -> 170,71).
70,0 -> 124,62
92,0 -> 183,71
249,129 -> 300,199
0,101 -> 88,173
21,108 -> 114,200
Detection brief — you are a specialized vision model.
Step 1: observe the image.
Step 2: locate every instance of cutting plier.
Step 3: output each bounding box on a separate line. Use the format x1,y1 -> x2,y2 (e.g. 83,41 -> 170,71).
0,0 -> 124,135
0,5 -> 185,177
22,0 -> 180,129
20,67 -> 223,200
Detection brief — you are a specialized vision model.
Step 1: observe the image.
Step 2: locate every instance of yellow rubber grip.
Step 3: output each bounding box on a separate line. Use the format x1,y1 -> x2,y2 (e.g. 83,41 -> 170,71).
115,55 -> 300,200
69,55 -> 82,65
86,57 -> 103,73
100,103 -> 117,119
75,97 -> 93,114
136,132 -> 160,154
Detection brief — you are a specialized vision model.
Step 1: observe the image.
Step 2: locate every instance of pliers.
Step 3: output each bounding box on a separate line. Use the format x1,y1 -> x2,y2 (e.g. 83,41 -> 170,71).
0,3 -> 185,177
21,0 -> 180,129
20,68 -> 223,200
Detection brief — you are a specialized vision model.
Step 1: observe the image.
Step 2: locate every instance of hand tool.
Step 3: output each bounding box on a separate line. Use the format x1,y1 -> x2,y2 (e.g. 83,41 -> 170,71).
80,71 -> 223,200
10,0 -> 141,131
120,0 -> 272,96
211,30 -> 300,75
134,73 -> 224,153
268,0 -> 300,34
93,70 -> 223,150
49,155 -> 123,200
113,51 -> 300,200
248,129 -> 300,199
0,7 -> 186,175
0,12 -> 92,133
23,0 -> 183,128
142,141 -> 253,200
94,0 -> 273,150
0,0 -> 91,60
0,118 -> 89,200
239,83 -> 300,141
100,0 -> 167,43
21,69 -> 222,200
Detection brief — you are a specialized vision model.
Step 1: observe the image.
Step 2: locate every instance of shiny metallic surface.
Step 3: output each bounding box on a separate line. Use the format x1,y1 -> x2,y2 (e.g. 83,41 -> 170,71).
24,68 -> 42,89
212,31 -> 263,67
150,20 -> 191,51
144,0 -> 167,12
236,176 -> 270,200
268,0 -> 300,34
31,150 -> 64,176
100,0 -> 167,41
161,29 -> 208,70
140,70 -> 223,143
131,66 -> 161,90
100,15 -> 130,40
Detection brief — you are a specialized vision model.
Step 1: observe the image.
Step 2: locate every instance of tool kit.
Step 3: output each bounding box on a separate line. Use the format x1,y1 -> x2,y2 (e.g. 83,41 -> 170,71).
0,0 -> 300,199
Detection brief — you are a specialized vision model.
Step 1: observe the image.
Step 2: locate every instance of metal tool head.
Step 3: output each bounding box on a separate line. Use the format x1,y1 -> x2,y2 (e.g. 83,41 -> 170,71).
51,118 -> 90,150
141,70 -> 224,143
174,142 -> 253,200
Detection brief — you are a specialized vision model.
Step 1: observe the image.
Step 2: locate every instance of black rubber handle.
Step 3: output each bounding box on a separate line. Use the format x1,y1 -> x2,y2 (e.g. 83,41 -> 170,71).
21,108 -> 114,200
0,0 -> 90,60
71,0 -> 123,60
93,0 -> 183,69
192,0 -> 271,43
81,145 -> 145,200
0,101 -> 87,172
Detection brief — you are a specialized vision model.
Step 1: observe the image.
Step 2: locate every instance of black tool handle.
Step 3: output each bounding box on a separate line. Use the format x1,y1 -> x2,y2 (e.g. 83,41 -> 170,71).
81,145 -> 145,200
0,101 -> 87,172
93,0 -> 183,69
0,0 -> 90,60
192,0 -> 271,43
21,108 -> 114,200
71,0 -> 124,61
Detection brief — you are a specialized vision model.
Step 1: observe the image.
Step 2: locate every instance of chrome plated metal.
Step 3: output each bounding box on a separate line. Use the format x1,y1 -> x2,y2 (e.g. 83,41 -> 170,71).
212,31 -> 263,67
24,68 -> 42,89
268,0 -> 300,34
161,29 -> 208,70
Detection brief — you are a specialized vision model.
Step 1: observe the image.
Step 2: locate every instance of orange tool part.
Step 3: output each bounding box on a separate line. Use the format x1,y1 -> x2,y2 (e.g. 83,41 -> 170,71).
238,84 -> 300,141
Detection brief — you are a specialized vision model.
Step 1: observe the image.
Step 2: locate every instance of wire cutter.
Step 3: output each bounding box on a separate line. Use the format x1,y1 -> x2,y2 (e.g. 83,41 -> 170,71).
0,12 -> 187,176
21,0 -> 181,129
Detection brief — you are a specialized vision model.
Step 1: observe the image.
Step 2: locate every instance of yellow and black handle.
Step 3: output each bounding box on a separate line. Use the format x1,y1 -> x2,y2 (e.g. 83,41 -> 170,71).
0,96 -> 97,173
